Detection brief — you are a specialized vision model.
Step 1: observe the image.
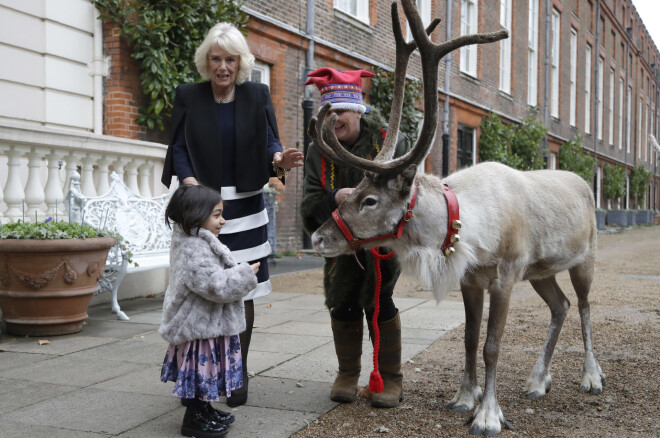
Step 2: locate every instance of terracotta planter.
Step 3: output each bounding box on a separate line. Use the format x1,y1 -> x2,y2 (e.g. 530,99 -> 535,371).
0,237 -> 116,336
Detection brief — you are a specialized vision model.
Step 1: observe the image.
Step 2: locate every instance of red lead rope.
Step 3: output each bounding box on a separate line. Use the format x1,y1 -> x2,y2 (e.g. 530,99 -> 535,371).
368,247 -> 395,393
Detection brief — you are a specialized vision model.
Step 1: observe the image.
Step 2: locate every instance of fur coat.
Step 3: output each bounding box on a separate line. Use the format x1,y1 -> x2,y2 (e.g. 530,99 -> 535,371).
159,225 -> 257,345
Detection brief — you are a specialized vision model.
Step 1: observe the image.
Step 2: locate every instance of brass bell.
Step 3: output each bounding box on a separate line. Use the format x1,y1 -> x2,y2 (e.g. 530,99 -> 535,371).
452,220 -> 462,229
450,234 -> 460,243
444,247 -> 456,256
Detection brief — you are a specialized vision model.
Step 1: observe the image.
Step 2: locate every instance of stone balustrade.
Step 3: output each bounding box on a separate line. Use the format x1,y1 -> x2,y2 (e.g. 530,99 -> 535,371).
0,122 -> 169,222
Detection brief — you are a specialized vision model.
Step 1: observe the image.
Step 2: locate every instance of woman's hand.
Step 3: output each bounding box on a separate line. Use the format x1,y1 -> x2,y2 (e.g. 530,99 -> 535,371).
250,262 -> 260,274
182,177 -> 199,186
274,148 -> 304,170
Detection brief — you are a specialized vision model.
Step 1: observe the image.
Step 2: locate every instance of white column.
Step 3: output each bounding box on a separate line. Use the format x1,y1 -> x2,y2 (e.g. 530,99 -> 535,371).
44,151 -> 65,221
3,146 -> 29,221
111,157 -> 131,183
138,160 -> 153,197
96,155 -> 112,196
24,149 -> 46,221
81,154 -> 100,197
63,151 -> 84,195
125,159 -> 142,195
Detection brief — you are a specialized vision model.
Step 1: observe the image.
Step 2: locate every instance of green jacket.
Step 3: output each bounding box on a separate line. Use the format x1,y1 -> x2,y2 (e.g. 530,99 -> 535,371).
300,107 -> 411,311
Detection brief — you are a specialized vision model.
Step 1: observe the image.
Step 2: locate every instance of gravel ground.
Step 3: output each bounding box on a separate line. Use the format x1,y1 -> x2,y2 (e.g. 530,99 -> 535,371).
273,224 -> 660,437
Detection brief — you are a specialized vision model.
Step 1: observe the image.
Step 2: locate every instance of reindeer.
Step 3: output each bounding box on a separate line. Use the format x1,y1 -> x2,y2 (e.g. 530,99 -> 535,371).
309,1 -> 604,435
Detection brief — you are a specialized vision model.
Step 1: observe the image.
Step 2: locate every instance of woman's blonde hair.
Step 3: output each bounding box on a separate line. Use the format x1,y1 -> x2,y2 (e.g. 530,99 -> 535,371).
195,22 -> 255,84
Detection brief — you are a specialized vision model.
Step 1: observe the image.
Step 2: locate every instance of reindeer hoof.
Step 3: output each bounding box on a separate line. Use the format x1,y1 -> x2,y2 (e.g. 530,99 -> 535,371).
446,402 -> 472,413
526,391 -> 543,400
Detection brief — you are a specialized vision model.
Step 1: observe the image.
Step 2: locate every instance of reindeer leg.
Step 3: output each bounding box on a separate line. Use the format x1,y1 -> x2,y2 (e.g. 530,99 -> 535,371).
468,275 -> 514,436
447,284 -> 484,413
525,276 -> 570,400
569,258 -> 605,395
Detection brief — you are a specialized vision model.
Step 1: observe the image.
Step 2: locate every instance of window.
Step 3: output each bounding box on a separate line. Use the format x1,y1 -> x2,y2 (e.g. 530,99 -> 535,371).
638,97 -> 642,158
618,77 -> 623,149
499,0 -> 512,93
550,152 -> 557,170
407,0 -> 431,41
249,61 -> 270,87
528,0 -> 539,106
551,9 -> 560,118
644,103 -> 649,161
460,0 -> 478,76
334,0 -> 369,24
457,125 -> 475,168
570,29 -> 577,125
597,57 -> 603,140
609,68 -> 614,145
585,44 -> 592,133
627,85 -> 631,153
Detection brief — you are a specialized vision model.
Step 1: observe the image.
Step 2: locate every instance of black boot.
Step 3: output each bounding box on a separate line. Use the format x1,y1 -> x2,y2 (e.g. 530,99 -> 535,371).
181,406 -> 228,438
203,402 -> 235,426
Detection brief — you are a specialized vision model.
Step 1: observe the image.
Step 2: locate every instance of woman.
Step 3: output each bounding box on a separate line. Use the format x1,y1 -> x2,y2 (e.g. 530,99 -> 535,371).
301,68 -> 410,408
161,22 -> 303,407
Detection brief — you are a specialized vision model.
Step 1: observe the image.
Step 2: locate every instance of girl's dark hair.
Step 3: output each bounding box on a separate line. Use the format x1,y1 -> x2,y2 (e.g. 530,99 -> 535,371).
165,184 -> 223,235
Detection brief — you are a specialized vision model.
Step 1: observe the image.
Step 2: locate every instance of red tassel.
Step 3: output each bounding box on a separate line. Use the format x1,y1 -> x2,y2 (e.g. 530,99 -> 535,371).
369,370 -> 384,393
369,247 -> 395,395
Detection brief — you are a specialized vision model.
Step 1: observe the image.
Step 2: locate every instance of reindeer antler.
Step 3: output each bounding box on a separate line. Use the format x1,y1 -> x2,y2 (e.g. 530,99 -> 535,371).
308,0 -> 508,177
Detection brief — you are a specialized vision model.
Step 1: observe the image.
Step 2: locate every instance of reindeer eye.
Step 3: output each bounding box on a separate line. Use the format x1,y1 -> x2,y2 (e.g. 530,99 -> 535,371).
361,196 -> 378,208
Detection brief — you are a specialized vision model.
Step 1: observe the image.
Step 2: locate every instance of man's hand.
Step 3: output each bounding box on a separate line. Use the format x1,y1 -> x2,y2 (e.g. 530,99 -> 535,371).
334,188 -> 354,205
182,177 -> 199,186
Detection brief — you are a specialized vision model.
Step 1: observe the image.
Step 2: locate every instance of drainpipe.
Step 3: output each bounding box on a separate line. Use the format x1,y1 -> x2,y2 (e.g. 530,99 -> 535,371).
301,0 -> 315,249
593,0 -> 600,205
655,69 -> 658,211
624,27 -> 631,209
441,0 -> 453,177
543,0 -> 551,166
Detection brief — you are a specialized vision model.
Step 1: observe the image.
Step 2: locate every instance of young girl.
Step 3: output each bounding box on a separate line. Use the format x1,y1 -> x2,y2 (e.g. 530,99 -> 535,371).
160,184 -> 260,438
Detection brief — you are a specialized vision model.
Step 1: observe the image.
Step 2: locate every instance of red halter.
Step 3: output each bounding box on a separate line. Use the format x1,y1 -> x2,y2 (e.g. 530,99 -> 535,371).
331,182 -> 417,251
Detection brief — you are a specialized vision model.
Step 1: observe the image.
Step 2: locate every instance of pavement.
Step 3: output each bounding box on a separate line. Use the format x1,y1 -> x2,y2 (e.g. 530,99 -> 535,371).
0,255 -> 465,438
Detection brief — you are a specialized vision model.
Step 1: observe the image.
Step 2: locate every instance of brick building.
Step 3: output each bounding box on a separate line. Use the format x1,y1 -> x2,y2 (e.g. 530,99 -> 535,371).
97,0 -> 660,249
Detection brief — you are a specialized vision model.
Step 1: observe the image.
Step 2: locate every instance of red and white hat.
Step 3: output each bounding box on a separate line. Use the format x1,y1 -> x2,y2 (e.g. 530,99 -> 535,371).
305,67 -> 375,114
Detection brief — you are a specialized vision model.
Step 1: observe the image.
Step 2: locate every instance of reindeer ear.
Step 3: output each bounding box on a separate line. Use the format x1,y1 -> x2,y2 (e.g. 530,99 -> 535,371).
388,164 -> 417,198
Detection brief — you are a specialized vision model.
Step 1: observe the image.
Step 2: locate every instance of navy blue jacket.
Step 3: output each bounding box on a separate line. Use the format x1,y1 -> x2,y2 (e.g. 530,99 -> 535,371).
161,81 -> 281,191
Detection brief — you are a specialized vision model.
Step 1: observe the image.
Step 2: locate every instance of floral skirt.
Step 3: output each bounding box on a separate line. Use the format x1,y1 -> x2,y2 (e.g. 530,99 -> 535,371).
160,335 -> 243,401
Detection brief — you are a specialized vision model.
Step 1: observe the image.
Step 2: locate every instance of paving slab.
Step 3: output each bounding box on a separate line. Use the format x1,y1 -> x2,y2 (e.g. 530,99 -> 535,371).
0,351 -> 54,371
76,320 -> 157,339
249,331 -> 332,355
255,320 -> 333,338
0,355 -> 144,386
68,337 -> 166,365
0,334 -> 117,356
0,388 -> 175,435
0,421 -> 110,438
247,350 -> 298,375
90,366 -> 174,398
242,375 -> 337,414
253,307 -> 321,330
0,378 -> 78,415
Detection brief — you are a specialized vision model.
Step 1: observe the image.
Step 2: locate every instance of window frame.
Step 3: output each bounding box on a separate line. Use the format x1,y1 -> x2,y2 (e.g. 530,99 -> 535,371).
460,0 -> 479,77
249,61 -> 271,88
334,0 -> 370,24
528,0 -> 539,106
550,8 -> 560,118
585,44 -> 592,134
499,0 -> 512,93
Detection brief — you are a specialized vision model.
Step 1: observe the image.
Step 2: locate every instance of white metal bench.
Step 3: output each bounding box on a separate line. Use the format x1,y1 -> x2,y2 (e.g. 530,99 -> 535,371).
66,171 -> 172,320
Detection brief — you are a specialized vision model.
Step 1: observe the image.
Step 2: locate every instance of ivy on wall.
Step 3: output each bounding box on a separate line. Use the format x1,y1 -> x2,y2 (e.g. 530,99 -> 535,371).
368,66 -> 423,145
93,0 -> 249,130
478,112 -> 546,171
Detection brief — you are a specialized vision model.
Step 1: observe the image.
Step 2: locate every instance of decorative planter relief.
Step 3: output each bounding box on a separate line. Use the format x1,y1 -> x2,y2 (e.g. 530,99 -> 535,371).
0,237 -> 115,336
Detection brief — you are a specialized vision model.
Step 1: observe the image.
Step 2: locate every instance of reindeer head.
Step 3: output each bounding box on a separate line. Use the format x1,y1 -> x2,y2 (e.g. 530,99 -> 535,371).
310,0 -> 507,257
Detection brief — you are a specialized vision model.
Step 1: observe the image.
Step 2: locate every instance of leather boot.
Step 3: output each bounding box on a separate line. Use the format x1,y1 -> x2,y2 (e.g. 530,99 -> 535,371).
368,312 -> 403,408
330,317 -> 363,402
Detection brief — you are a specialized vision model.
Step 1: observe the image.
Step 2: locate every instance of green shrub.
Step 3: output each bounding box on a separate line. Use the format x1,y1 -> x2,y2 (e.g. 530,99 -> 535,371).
629,164 -> 651,207
558,135 -> 596,184
602,164 -> 626,201
478,112 -> 546,170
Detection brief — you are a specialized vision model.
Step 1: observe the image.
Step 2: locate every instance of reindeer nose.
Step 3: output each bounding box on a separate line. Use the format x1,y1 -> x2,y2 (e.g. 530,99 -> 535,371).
311,234 -> 324,251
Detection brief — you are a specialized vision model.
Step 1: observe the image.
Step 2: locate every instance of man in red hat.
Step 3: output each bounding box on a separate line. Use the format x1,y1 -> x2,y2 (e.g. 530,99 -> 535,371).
300,67 -> 410,408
